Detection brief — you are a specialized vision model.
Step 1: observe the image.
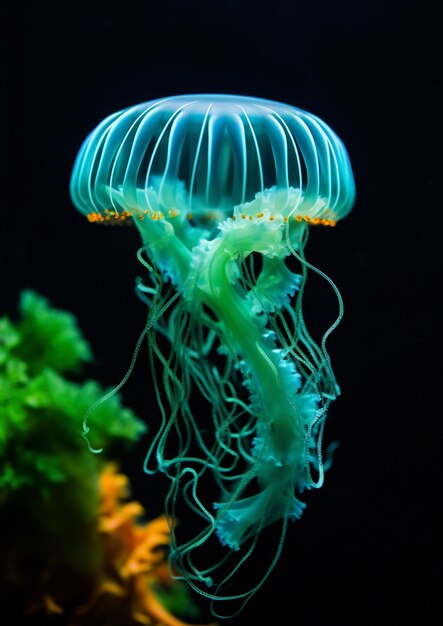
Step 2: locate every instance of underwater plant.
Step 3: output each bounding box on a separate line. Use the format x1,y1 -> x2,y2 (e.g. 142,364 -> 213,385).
0,292 -> 205,625
67,463 -> 209,626
0,290 -> 145,500
70,94 -> 355,615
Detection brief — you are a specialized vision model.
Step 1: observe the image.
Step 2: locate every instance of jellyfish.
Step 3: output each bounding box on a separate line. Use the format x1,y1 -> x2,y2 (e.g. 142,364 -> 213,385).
70,94 -> 355,615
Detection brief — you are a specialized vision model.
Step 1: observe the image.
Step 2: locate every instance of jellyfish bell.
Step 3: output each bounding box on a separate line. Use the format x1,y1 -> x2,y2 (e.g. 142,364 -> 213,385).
71,94 -> 354,279
71,94 -> 355,616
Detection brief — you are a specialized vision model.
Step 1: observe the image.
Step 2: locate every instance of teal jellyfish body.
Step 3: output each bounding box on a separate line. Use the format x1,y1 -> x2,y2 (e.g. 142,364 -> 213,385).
71,94 -> 355,613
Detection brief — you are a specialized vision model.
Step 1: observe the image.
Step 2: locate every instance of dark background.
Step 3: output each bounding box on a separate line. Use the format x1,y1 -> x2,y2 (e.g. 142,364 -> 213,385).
1,1 -> 440,624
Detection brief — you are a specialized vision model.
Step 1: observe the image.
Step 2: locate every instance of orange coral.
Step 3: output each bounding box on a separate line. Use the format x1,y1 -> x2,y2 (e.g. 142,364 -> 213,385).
73,463 -> 207,626
27,463 -> 212,626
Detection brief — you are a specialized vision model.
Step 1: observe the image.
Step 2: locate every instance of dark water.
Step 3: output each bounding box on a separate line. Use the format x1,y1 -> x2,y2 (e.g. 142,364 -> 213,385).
1,1 -> 440,624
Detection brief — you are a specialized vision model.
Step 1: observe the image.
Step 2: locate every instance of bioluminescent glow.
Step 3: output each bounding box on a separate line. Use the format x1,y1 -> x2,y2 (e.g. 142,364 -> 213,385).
71,94 -> 355,617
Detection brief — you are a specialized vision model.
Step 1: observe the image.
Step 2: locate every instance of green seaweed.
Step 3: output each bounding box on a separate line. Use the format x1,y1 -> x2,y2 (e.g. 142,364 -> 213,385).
0,290 -> 146,500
